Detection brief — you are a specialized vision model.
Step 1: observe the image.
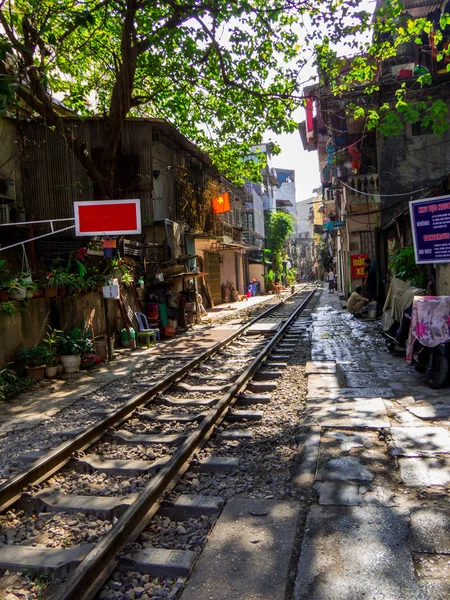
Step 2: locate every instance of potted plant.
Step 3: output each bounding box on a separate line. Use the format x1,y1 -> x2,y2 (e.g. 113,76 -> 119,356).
56,327 -> 93,373
25,281 -> 39,299
1,301 -> 18,317
44,268 -> 72,297
16,346 -> 51,381
43,326 -> 61,378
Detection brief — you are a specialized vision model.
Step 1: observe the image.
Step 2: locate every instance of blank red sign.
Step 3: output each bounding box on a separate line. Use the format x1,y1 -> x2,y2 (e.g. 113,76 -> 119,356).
74,199 -> 141,236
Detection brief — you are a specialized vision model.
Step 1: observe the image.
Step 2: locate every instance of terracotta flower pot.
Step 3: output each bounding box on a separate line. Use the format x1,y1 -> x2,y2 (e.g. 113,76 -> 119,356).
26,365 -> 45,381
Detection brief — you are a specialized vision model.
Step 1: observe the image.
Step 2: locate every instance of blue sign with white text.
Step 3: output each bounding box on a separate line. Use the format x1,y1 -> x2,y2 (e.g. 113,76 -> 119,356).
410,195 -> 450,264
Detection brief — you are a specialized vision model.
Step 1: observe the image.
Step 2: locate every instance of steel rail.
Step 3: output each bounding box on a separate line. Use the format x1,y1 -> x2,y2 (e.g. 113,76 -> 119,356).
59,287 -> 316,600
0,287 -> 311,513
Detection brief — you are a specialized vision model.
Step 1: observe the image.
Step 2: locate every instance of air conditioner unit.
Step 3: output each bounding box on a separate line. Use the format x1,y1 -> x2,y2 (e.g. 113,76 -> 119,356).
0,203 -> 20,224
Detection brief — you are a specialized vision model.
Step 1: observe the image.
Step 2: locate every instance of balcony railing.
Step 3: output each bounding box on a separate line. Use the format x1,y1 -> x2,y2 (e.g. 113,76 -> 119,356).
346,174 -> 380,205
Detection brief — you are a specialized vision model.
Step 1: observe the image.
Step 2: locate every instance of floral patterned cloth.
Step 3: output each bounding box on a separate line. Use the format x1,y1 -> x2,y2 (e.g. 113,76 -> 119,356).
406,296 -> 450,363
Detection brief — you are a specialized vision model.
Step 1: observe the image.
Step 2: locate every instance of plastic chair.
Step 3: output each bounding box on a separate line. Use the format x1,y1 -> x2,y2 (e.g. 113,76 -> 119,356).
135,312 -> 160,346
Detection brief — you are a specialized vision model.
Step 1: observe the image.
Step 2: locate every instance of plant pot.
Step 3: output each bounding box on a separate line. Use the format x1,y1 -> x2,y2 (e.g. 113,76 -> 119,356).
26,290 -> 34,299
26,365 -> 45,381
45,286 -> 58,298
45,365 -> 58,378
60,354 -> 81,374
10,287 -> 26,301
21,275 -> 32,286
58,287 -> 66,297
0,290 -> 10,302
80,358 -> 95,369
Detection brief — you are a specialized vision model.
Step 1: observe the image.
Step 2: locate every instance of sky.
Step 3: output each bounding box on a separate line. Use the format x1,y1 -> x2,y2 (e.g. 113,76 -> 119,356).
271,129 -> 320,204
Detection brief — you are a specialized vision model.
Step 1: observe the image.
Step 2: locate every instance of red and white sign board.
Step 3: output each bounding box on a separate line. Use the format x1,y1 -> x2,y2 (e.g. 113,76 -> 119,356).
74,199 -> 141,236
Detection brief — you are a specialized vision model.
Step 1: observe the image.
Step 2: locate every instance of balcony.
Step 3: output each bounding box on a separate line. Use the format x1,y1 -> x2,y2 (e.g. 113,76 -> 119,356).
346,174 -> 380,205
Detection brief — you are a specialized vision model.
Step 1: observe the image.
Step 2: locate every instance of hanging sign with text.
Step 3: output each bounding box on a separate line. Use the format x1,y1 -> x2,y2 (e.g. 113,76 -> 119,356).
351,253 -> 368,279
410,195 -> 450,264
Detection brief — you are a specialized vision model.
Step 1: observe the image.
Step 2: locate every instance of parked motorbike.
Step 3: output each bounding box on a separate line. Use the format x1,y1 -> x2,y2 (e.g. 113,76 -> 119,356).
412,340 -> 450,389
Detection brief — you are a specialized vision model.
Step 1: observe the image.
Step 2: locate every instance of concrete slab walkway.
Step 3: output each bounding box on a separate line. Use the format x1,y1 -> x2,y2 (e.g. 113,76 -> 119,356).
293,286 -> 450,600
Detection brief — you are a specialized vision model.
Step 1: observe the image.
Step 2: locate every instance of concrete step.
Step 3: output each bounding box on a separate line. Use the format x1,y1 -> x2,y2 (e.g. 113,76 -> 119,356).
0,543 -> 95,577
73,454 -> 170,477
160,494 -> 224,520
20,489 -> 137,519
111,430 -> 188,446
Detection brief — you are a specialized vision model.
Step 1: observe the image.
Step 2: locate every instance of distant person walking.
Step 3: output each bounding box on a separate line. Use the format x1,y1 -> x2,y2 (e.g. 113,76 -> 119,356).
327,267 -> 335,293
363,258 -> 377,300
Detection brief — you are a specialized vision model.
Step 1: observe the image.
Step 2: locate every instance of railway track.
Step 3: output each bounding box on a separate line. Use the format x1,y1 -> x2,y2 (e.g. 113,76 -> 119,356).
0,285 -> 316,600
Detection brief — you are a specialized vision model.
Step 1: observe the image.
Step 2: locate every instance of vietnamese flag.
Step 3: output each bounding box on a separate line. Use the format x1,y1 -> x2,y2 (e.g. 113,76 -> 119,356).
212,192 -> 231,214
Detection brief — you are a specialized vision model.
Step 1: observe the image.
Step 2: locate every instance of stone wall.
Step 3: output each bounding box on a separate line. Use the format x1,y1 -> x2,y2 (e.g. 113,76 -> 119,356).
0,290 -> 141,369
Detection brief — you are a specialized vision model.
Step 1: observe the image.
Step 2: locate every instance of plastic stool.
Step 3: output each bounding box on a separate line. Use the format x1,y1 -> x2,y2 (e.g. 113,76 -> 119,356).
136,330 -> 156,348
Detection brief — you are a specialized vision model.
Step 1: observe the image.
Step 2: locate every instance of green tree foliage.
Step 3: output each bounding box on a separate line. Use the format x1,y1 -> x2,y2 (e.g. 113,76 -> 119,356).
0,0 -> 448,198
265,211 -> 294,276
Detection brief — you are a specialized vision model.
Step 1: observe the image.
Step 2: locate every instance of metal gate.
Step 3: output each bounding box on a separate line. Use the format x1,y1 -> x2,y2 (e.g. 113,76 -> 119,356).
205,252 -> 222,304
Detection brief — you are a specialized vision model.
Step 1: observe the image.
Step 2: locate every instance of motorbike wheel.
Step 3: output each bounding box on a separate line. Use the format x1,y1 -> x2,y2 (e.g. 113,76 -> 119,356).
425,354 -> 449,389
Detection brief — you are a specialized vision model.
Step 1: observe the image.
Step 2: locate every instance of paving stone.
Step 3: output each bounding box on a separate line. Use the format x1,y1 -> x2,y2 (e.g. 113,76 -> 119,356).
390,426 -> 450,457
303,398 -> 390,429
227,410 -> 263,422
247,381 -> 277,393
308,374 -> 340,391
316,457 -> 374,483
314,481 -> 364,506
236,394 -> 271,406
73,454 -> 170,476
304,361 -> 336,375
344,373 -> 390,388
112,430 -> 187,446
180,498 -> 301,600
129,548 -> 196,577
160,495 -> 224,520
218,429 -> 253,441
411,508 -> 450,553
22,489 -> 137,519
195,456 -> 239,473
293,506 -> 420,600
0,544 -> 94,576
322,430 -> 373,452
398,457 -> 450,487
139,410 -> 206,423
292,427 -> 321,489
406,404 -> 450,421
307,387 -> 393,400
254,370 -> 283,380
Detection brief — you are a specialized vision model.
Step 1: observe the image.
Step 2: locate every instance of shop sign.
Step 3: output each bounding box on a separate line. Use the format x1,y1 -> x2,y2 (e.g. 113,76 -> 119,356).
322,221 -> 345,231
410,195 -> 450,264
351,253 -> 368,279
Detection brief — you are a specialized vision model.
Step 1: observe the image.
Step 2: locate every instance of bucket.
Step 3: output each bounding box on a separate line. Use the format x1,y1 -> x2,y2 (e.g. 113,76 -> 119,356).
368,302 -> 377,319
164,325 -> 175,337
147,310 -> 159,320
